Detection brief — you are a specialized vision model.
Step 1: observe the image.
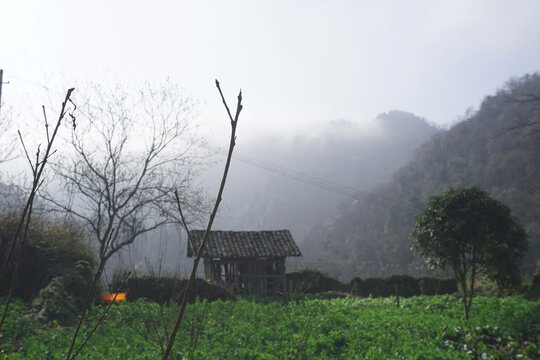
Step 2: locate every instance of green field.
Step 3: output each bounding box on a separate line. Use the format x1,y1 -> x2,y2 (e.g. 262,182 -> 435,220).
1,295 -> 539,359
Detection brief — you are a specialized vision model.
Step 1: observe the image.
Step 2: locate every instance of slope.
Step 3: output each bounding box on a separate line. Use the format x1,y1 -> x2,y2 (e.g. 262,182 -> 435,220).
304,73 -> 540,280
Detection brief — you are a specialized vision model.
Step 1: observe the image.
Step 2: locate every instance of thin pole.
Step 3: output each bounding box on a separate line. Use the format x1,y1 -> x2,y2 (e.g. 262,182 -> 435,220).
0,69 -> 3,115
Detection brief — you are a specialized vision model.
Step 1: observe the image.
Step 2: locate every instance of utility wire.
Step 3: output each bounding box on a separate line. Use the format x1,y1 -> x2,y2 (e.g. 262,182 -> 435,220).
206,145 -> 423,211
5,74 -> 421,211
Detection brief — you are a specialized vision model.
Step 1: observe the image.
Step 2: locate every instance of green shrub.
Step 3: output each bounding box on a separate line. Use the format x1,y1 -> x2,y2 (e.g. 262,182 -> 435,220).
0,298 -> 38,352
0,214 -> 96,306
348,275 -> 456,297
285,269 -> 347,295
384,274 -> 421,297
31,277 -> 77,324
118,275 -> 234,304
358,277 -> 392,297
418,276 -> 457,295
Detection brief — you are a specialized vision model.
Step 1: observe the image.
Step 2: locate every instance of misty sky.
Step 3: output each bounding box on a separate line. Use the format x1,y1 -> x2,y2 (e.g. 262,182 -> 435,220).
1,1 -> 540,145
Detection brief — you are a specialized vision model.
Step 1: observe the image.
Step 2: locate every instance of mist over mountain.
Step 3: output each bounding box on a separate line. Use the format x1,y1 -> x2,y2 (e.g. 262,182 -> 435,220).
207,111 -> 439,242
304,73 -> 540,280
94,110 -> 438,275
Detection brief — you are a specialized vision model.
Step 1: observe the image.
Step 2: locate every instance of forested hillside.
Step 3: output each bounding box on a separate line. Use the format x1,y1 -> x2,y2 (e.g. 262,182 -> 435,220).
304,74 -> 540,280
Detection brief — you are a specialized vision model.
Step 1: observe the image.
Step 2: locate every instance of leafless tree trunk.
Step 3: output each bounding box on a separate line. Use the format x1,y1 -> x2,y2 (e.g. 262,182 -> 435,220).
41,81 -> 209,282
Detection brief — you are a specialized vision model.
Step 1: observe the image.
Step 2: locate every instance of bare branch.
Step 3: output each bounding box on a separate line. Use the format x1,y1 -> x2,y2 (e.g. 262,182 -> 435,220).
17,130 -> 35,174
42,105 -> 50,143
174,189 -> 195,251
0,88 -> 76,331
69,271 -> 131,360
162,80 -> 243,359
43,81 -> 206,286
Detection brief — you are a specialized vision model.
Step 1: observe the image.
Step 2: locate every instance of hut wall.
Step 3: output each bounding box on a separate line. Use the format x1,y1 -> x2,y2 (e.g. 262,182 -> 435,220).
203,258 -> 286,296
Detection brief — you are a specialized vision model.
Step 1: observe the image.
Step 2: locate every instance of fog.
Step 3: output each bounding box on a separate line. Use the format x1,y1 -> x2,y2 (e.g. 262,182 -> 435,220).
116,111 -> 438,274
206,111 -> 438,240
1,1 -> 540,277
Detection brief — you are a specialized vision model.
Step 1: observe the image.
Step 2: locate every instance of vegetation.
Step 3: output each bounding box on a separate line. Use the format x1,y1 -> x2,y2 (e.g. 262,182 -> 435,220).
285,269 -> 457,298
0,213 -> 96,307
113,274 -> 234,304
42,81 -> 208,284
1,295 -> 538,359
306,73 -> 540,280
412,186 -> 528,320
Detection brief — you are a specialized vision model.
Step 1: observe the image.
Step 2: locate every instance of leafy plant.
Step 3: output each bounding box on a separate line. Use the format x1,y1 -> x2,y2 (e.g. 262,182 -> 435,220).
31,277 -> 77,325
412,186 -> 528,320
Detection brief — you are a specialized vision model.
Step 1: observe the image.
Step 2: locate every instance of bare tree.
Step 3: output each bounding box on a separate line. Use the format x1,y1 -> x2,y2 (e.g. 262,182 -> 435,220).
42,81 -> 208,280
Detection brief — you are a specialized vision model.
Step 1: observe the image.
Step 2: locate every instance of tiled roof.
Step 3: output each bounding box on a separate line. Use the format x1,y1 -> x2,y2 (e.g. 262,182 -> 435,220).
187,230 -> 301,259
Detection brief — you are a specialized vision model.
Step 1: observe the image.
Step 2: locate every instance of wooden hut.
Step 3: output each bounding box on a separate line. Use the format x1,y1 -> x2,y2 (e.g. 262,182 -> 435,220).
187,230 -> 301,296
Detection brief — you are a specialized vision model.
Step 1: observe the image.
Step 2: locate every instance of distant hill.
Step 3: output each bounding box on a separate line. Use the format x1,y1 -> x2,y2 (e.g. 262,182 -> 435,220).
303,73 -> 540,280
208,111 -> 439,242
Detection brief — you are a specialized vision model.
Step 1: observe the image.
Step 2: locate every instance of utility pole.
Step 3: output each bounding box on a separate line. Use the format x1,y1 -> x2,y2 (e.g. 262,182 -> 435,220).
0,69 -> 3,114
0,69 -> 6,116
0,69 -> 10,116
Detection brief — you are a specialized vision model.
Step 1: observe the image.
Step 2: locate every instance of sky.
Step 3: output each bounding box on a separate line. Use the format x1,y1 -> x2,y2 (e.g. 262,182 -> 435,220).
1,0 -> 540,146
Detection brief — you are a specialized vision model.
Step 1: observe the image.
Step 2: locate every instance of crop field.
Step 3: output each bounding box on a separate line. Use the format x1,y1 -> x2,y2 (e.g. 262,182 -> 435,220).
1,295 -> 539,359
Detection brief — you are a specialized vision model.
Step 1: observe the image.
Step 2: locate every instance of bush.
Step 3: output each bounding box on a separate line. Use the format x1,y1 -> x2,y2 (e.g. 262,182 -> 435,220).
357,277 -> 392,297
118,274 -> 234,304
348,275 -> 456,298
385,274 -> 421,297
418,276 -> 458,295
285,269 -> 347,295
0,214 -> 96,306
31,277 -> 78,325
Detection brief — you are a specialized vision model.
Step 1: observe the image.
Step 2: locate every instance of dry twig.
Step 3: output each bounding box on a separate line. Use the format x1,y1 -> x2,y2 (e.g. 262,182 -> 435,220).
161,80 -> 242,359
0,88 -> 75,330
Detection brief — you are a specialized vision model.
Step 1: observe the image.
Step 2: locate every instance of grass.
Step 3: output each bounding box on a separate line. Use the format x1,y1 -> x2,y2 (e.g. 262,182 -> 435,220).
1,295 -> 539,359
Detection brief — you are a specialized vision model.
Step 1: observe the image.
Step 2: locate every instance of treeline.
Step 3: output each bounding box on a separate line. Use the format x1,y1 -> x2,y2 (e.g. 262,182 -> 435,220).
286,270 -> 457,298
304,73 -> 540,280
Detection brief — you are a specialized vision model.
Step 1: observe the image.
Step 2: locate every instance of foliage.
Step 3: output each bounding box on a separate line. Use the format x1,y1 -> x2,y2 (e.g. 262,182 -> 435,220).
1,296 -> 539,359
412,186 -> 527,319
307,73 -> 540,280
286,269 -> 348,295
31,277 -> 78,325
0,298 -> 38,354
0,214 -> 96,304
115,274 -> 234,305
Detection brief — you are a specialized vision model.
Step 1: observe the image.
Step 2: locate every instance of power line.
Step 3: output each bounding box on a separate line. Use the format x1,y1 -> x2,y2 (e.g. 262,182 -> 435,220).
206,145 -> 423,211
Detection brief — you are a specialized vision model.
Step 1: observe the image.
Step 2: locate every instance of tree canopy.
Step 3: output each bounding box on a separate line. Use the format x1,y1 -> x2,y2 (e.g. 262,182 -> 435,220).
412,186 -> 527,319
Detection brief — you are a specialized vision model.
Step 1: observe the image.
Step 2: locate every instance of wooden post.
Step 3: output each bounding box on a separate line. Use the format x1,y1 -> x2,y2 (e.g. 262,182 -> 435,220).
395,283 -> 400,308
0,69 -> 3,115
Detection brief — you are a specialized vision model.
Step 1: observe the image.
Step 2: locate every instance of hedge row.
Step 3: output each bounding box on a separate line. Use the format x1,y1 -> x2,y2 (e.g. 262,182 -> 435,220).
117,275 -> 234,304
285,270 -> 457,298
113,270 -> 458,304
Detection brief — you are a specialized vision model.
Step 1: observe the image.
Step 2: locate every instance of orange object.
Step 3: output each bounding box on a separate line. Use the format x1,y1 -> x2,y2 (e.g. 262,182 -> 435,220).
102,292 -> 127,305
